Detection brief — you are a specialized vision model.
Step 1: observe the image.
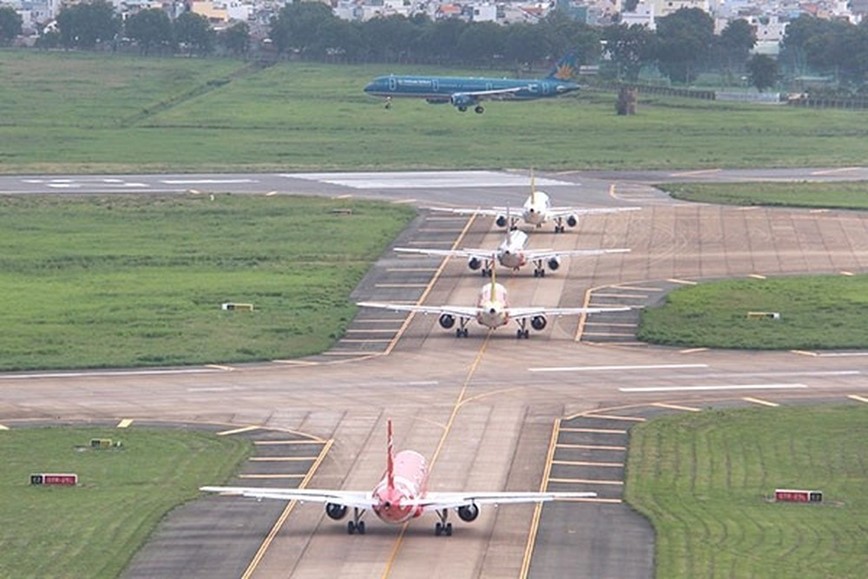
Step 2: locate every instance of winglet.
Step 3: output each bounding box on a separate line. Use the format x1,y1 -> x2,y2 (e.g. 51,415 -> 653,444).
386,419 -> 395,491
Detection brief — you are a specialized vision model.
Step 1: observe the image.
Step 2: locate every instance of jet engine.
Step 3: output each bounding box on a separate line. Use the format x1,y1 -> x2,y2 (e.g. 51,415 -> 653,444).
547,256 -> 561,271
326,503 -> 348,520
457,503 -> 480,522
531,315 -> 547,331
495,214 -> 508,228
467,257 -> 482,271
450,94 -> 475,109
566,215 -> 578,228
439,314 -> 456,329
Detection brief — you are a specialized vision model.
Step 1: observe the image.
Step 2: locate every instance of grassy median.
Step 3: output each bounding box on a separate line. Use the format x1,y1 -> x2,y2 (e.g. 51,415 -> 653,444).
626,405 -> 868,579
0,194 -> 414,370
0,427 -> 251,578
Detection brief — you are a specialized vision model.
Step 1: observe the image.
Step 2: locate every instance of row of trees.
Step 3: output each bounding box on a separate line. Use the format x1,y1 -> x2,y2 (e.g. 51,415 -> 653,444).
3,1 -> 867,89
12,1 -> 250,56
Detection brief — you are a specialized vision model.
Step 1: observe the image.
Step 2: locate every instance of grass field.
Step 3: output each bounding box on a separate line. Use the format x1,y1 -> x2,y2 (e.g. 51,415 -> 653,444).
0,427 -> 250,578
0,194 -> 414,370
637,275 -> 868,349
1,50 -> 868,172
625,405 -> 868,578
660,181 -> 868,209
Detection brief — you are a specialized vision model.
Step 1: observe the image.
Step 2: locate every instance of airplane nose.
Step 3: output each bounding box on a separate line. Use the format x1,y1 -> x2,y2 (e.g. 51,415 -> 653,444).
489,307 -> 496,314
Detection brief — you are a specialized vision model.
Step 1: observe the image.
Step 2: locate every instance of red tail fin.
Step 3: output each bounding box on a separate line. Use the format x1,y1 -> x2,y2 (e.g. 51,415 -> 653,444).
386,419 -> 395,491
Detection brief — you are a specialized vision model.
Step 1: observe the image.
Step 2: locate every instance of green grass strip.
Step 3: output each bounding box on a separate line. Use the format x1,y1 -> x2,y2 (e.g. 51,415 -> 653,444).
625,405 -> 868,579
0,194 -> 414,370
660,181 -> 868,210
0,427 -> 251,578
638,275 -> 868,349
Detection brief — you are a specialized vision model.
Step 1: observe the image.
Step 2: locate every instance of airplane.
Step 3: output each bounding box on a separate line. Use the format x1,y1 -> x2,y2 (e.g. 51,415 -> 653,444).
395,228 -> 629,278
428,172 -> 641,233
357,266 -> 630,338
201,419 -> 596,536
363,53 -> 580,114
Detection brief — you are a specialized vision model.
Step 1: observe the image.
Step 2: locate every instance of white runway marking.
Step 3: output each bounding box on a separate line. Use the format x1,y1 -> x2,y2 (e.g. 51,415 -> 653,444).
161,179 -> 257,184
529,364 -> 708,373
284,171 -> 572,190
619,383 -> 807,393
0,368 -> 223,380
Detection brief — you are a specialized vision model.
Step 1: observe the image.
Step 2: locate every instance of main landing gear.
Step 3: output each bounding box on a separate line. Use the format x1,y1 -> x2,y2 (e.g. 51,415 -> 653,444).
346,508 -> 366,534
434,509 -> 453,536
533,263 -> 547,277
457,105 -> 485,114
516,319 -> 530,339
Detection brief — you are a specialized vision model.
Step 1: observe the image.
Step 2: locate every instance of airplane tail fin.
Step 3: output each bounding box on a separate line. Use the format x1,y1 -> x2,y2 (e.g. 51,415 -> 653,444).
546,52 -> 578,81
530,168 -> 537,206
386,419 -> 395,491
490,253 -> 498,299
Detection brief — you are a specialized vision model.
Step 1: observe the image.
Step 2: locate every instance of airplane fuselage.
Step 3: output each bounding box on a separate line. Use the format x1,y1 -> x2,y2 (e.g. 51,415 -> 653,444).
523,192 -> 552,227
372,449 -> 428,524
476,282 -> 510,329
364,76 -> 579,104
497,229 -> 529,270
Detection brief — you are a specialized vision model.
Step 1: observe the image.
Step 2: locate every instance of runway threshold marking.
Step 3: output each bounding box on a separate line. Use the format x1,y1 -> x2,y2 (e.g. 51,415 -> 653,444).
584,414 -> 645,422
380,213 -> 479,357
117,419 -> 134,428
217,425 -> 259,436
743,397 -> 780,407
552,460 -> 623,468
556,443 -> 627,451
653,402 -> 701,412
548,477 -> 624,486
848,395 -> 868,403
241,438 -> 333,579
559,427 -> 627,434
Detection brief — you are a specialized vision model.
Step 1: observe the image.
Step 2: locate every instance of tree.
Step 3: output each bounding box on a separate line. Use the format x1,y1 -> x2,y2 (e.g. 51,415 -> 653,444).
502,22 -> 550,73
717,19 -> 756,73
655,8 -> 715,84
269,1 -> 337,57
603,23 -> 656,82
55,0 -> 119,50
360,15 -> 419,63
174,12 -> 214,56
746,54 -> 778,92
456,22 -> 504,66
124,8 -> 172,56
539,11 -> 601,64
220,22 -> 250,58
0,6 -> 23,46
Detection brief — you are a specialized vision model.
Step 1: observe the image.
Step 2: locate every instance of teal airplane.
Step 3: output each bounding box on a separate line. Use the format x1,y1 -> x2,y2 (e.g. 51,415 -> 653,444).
364,53 -> 580,114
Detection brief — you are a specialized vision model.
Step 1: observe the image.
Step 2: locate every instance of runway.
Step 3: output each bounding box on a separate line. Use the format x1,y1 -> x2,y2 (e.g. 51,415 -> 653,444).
1,169 -> 867,578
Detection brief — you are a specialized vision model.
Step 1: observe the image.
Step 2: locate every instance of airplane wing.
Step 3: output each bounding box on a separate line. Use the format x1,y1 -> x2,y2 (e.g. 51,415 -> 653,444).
357,301 -> 479,320
425,206 -> 503,218
548,206 -> 642,218
456,86 -> 526,99
394,247 -> 489,261
523,248 -> 630,262
200,486 -> 376,509
508,305 -> 631,320
412,490 -> 597,510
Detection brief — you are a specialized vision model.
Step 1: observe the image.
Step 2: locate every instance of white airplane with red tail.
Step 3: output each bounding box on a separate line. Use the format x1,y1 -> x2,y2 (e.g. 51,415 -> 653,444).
357,265 -> 629,338
201,420 -> 596,536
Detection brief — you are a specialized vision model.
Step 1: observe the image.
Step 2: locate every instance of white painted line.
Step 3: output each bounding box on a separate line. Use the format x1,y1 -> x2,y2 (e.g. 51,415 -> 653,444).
680,347 -> 709,354
585,414 -> 645,422
847,395 -> 868,404
748,274 -> 767,279
743,397 -> 779,407
670,169 -> 722,177
816,352 -> 868,358
0,424 -> 8,430
552,460 -> 623,468
188,387 -> 239,392
0,368 -> 223,380
841,271 -> 854,276
117,419 -> 134,428
217,425 -> 259,436
161,179 -> 256,184
556,444 -> 626,451
559,427 -> 626,434
530,364 -> 707,373
549,478 -> 623,486
810,167 -> 861,175
559,497 -> 623,504
667,278 -> 697,285
620,383 -> 807,393
653,402 -> 701,412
